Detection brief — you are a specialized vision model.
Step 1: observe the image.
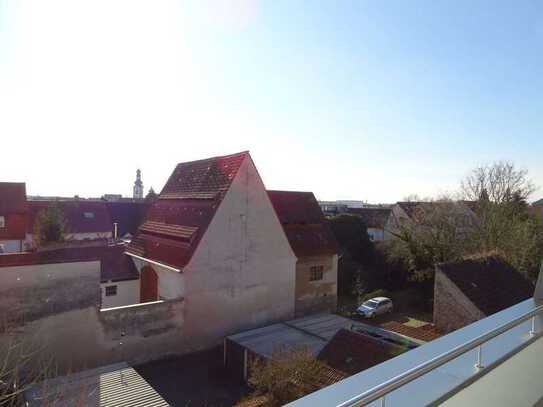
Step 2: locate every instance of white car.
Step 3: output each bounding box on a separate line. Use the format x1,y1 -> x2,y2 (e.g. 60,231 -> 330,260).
357,297 -> 393,318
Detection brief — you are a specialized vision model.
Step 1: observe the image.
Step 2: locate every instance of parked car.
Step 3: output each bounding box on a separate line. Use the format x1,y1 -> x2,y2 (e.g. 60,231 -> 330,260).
356,297 -> 393,318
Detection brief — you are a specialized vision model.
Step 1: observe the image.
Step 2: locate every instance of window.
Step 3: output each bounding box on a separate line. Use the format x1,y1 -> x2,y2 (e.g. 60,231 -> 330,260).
0,216 -> 4,228
310,265 -> 324,281
105,285 -> 117,296
83,212 -> 95,219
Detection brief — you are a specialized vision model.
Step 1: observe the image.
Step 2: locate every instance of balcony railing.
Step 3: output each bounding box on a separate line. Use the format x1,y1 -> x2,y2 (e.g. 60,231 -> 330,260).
287,297 -> 543,407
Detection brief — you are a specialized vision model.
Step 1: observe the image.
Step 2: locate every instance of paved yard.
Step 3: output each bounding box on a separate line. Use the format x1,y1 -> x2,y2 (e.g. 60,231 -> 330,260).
136,348 -> 249,407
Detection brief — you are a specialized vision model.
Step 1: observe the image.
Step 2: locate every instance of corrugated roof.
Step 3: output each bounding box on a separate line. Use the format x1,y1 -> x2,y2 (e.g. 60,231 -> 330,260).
267,190 -> 338,258
25,362 -> 170,407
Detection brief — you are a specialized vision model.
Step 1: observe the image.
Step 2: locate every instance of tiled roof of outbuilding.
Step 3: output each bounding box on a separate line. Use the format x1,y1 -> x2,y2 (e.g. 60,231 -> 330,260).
317,329 -> 402,376
0,244 -> 138,282
126,152 -> 248,270
267,190 -> 338,258
439,256 -> 534,316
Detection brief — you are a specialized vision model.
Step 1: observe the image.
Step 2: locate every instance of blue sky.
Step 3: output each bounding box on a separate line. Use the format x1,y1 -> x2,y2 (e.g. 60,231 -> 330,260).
1,1 -> 542,202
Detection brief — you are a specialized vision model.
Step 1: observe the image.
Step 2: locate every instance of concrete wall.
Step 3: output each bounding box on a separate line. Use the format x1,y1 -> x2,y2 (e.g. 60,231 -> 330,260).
0,239 -> 23,253
295,254 -> 338,317
0,261 -> 186,374
100,279 -> 140,308
433,268 -> 485,333
182,154 -> 297,351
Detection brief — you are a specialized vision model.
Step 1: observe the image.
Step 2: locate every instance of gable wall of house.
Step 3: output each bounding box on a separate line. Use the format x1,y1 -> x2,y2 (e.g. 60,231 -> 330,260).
295,254 -> 338,317
433,268 -> 486,333
384,204 -> 408,240
182,155 -> 297,351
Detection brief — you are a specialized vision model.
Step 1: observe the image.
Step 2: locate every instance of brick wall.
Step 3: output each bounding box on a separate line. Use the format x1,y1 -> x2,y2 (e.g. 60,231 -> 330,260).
433,268 -> 485,333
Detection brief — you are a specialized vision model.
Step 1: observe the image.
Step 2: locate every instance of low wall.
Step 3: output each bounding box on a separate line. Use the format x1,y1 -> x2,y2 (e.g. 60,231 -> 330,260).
0,260 -> 186,375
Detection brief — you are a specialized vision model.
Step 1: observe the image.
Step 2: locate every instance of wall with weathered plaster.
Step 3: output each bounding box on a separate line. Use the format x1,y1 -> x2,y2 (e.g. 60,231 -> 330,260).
433,268 -> 485,333
295,254 -> 338,317
182,154 -> 297,351
100,279 -> 140,308
0,261 -> 185,374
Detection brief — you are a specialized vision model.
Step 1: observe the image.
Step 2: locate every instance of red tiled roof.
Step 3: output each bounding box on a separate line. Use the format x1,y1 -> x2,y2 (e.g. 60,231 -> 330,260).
347,208 -> 391,229
317,329 -> 402,376
439,256 -> 534,316
27,200 -> 113,234
139,221 -> 197,240
0,244 -> 137,282
380,321 -> 443,342
127,152 -> 248,270
0,182 -> 27,213
267,191 -> 338,258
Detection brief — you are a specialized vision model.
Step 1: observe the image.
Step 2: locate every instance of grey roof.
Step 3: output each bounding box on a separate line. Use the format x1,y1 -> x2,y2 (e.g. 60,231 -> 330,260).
227,314 -> 415,359
25,362 -> 169,407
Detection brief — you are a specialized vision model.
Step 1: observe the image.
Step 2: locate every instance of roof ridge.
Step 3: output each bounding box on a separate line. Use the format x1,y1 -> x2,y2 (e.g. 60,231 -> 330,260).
173,151 -> 249,167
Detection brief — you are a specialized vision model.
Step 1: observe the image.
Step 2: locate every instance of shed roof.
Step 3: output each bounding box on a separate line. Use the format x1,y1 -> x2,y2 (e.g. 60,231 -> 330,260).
126,152 -> 248,270
439,256 -> 534,316
267,190 -> 338,258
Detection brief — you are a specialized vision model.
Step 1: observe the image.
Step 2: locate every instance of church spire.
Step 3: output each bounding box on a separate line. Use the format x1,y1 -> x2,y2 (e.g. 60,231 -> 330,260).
133,169 -> 144,199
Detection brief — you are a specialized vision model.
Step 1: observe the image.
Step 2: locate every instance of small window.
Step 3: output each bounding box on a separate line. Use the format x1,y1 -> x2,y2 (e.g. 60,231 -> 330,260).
0,216 -> 4,228
105,285 -> 117,296
309,265 -> 324,281
83,212 -> 95,219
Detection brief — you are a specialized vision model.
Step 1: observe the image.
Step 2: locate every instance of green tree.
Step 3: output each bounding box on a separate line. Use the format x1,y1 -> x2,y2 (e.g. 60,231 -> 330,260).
33,203 -> 66,248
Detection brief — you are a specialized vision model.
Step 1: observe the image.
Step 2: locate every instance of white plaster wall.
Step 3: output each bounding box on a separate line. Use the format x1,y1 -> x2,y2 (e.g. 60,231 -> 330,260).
182,154 -> 297,351
0,239 -> 23,253
100,279 -> 140,308
367,228 -> 385,241
129,257 -> 185,300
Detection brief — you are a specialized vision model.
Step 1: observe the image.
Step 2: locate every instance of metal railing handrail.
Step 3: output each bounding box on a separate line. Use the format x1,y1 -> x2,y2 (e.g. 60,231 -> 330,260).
338,302 -> 543,407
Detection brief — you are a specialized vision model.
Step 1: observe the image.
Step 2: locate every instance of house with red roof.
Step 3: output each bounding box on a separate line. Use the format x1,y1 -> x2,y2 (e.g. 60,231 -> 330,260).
0,182 -> 28,253
267,190 -> 339,317
126,151 -> 297,350
25,199 -> 114,247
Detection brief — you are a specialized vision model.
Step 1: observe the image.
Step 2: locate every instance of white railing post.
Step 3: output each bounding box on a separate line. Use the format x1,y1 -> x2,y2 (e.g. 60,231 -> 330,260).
474,345 -> 484,370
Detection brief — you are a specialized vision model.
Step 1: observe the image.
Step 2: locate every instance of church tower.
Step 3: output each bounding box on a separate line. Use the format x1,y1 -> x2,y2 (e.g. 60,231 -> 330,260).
133,169 -> 144,199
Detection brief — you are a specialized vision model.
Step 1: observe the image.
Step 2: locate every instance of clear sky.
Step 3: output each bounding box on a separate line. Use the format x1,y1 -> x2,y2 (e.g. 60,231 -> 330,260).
1,1 -> 542,203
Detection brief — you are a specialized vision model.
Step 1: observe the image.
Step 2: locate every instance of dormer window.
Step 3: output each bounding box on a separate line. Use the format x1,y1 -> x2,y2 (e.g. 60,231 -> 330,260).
83,212 -> 95,219
0,216 -> 5,228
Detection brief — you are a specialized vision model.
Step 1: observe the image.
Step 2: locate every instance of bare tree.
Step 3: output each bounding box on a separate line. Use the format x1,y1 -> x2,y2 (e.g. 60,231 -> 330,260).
461,161 -> 536,204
